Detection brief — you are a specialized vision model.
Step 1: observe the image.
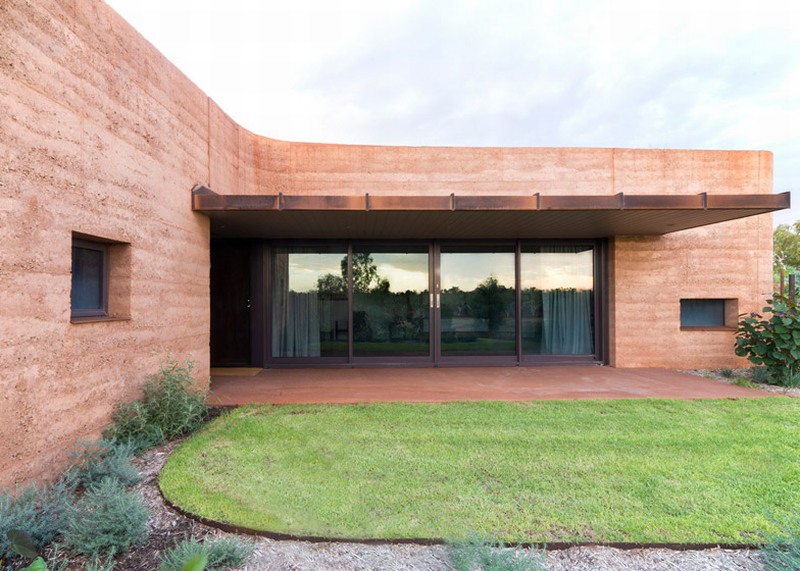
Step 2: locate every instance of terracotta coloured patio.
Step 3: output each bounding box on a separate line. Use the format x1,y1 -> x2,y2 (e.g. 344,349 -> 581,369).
207,366 -> 770,406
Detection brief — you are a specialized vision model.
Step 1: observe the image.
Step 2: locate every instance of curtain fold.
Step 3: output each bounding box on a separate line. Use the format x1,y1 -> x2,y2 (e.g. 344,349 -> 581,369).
541,288 -> 593,354
272,250 -> 322,357
285,292 -> 321,357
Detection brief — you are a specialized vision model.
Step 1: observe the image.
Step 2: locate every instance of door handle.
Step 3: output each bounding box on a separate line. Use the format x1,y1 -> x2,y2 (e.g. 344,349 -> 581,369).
430,293 -> 434,309
435,293 -> 440,309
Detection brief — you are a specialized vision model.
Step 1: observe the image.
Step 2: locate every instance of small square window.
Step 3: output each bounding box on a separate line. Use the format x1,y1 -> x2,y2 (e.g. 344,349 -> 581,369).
71,239 -> 108,318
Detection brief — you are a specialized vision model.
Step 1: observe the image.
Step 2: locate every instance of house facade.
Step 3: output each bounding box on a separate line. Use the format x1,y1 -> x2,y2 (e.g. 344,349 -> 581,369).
0,0 -> 787,487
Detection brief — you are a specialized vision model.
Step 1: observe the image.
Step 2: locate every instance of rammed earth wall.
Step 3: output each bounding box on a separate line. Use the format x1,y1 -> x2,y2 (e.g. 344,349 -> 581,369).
0,0 -> 214,487
0,0 -> 775,487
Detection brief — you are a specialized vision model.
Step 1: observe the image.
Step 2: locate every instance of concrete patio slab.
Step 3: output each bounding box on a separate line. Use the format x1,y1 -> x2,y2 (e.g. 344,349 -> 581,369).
207,366 -> 772,406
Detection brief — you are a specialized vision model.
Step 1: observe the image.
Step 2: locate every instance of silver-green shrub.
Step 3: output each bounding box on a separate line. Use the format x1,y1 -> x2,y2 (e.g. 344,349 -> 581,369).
763,511 -> 800,571
66,439 -> 141,489
158,536 -> 253,571
0,479 -> 73,559
64,478 -> 149,558
449,533 -> 546,571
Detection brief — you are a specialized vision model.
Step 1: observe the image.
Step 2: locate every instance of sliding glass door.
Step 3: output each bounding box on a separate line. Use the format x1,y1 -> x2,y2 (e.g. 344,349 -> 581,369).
267,240 -> 602,365
352,245 -> 431,361
521,244 -> 596,359
439,245 -> 516,360
271,244 -> 348,361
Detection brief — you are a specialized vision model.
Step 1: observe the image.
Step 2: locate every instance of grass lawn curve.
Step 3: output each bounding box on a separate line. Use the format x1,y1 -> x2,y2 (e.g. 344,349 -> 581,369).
159,398 -> 800,544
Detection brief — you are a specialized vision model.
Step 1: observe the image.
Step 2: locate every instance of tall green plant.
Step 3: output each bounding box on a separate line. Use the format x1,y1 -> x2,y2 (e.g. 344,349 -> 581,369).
105,355 -> 207,451
735,295 -> 800,386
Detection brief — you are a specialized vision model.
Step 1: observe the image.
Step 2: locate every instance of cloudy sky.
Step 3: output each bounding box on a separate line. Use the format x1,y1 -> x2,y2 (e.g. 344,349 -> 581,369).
106,0 -> 800,225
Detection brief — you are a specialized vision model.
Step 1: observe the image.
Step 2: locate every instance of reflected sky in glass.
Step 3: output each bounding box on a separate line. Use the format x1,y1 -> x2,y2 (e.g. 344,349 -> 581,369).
521,249 -> 593,290
289,253 -> 343,292
287,248 -> 594,292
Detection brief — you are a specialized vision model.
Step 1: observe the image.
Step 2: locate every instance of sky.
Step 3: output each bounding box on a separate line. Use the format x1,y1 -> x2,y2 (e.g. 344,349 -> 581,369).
106,0 -> 800,226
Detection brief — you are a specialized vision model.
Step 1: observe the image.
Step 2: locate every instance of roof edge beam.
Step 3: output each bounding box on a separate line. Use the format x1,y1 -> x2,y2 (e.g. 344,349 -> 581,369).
192,187 -> 790,213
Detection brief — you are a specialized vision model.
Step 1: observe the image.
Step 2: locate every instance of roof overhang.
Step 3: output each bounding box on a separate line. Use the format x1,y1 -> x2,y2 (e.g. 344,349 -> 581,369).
192,186 -> 789,240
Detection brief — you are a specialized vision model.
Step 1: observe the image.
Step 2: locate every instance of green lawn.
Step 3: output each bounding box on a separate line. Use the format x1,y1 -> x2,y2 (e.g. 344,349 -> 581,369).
159,398 -> 800,544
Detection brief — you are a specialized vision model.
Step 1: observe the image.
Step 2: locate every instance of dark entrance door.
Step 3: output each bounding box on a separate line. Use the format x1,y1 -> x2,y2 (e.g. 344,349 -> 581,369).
210,241 -> 251,366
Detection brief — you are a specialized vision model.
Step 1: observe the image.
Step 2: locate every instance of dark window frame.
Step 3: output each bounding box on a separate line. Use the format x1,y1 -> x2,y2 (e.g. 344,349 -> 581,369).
260,238 -> 607,367
679,298 -> 733,329
71,238 -> 109,319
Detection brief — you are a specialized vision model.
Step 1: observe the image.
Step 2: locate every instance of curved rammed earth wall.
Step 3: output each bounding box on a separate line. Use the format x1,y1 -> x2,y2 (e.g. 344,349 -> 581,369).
0,0 -> 774,487
1,0 -> 214,488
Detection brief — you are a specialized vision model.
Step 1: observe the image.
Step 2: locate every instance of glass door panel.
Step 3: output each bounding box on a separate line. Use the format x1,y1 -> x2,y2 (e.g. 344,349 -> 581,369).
521,245 -> 595,355
352,245 -> 430,358
271,245 -> 348,358
439,245 -> 516,357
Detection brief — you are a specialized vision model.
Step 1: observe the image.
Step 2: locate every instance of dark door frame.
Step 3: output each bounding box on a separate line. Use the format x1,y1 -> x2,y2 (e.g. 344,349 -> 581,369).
250,238 -> 608,368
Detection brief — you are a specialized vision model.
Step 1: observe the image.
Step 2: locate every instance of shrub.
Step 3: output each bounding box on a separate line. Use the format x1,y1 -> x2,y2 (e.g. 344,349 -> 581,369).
750,366 -> 773,384
720,368 -> 734,378
0,479 -> 73,559
64,478 -> 149,559
105,355 -> 208,451
158,536 -> 253,571
106,400 -> 167,452
735,295 -> 800,386
83,555 -> 117,571
449,533 -> 546,571
762,511 -> 800,571
66,439 -> 141,489
732,377 -> 759,389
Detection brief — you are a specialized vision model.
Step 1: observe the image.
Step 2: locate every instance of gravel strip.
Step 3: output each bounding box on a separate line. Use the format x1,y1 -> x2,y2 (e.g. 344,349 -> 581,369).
238,540 -> 765,571
134,440 -> 767,571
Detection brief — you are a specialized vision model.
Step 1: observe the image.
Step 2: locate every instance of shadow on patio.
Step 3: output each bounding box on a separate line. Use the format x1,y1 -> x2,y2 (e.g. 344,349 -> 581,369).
207,366 -> 771,406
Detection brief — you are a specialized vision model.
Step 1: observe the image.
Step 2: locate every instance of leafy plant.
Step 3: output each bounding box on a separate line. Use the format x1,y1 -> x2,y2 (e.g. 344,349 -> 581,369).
720,368 -> 734,378
449,533 -> 546,571
64,478 -> 149,559
66,439 -> 141,489
3,531 -> 58,571
15,556 -> 47,571
158,536 -> 252,571
735,295 -> 800,386
180,553 -> 208,571
105,355 -> 207,451
0,479 -> 73,560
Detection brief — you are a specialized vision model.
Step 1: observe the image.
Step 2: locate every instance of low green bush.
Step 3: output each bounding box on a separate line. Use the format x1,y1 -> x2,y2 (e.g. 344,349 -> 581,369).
735,295 -> 800,386
83,555 -> 117,571
448,534 -> 546,571
66,439 -> 141,490
106,400 -> 167,452
750,366 -> 773,384
762,511 -> 800,571
105,355 -> 207,451
64,478 -> 149,559
158,536 -> 252,571
0,479 -> 73,560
